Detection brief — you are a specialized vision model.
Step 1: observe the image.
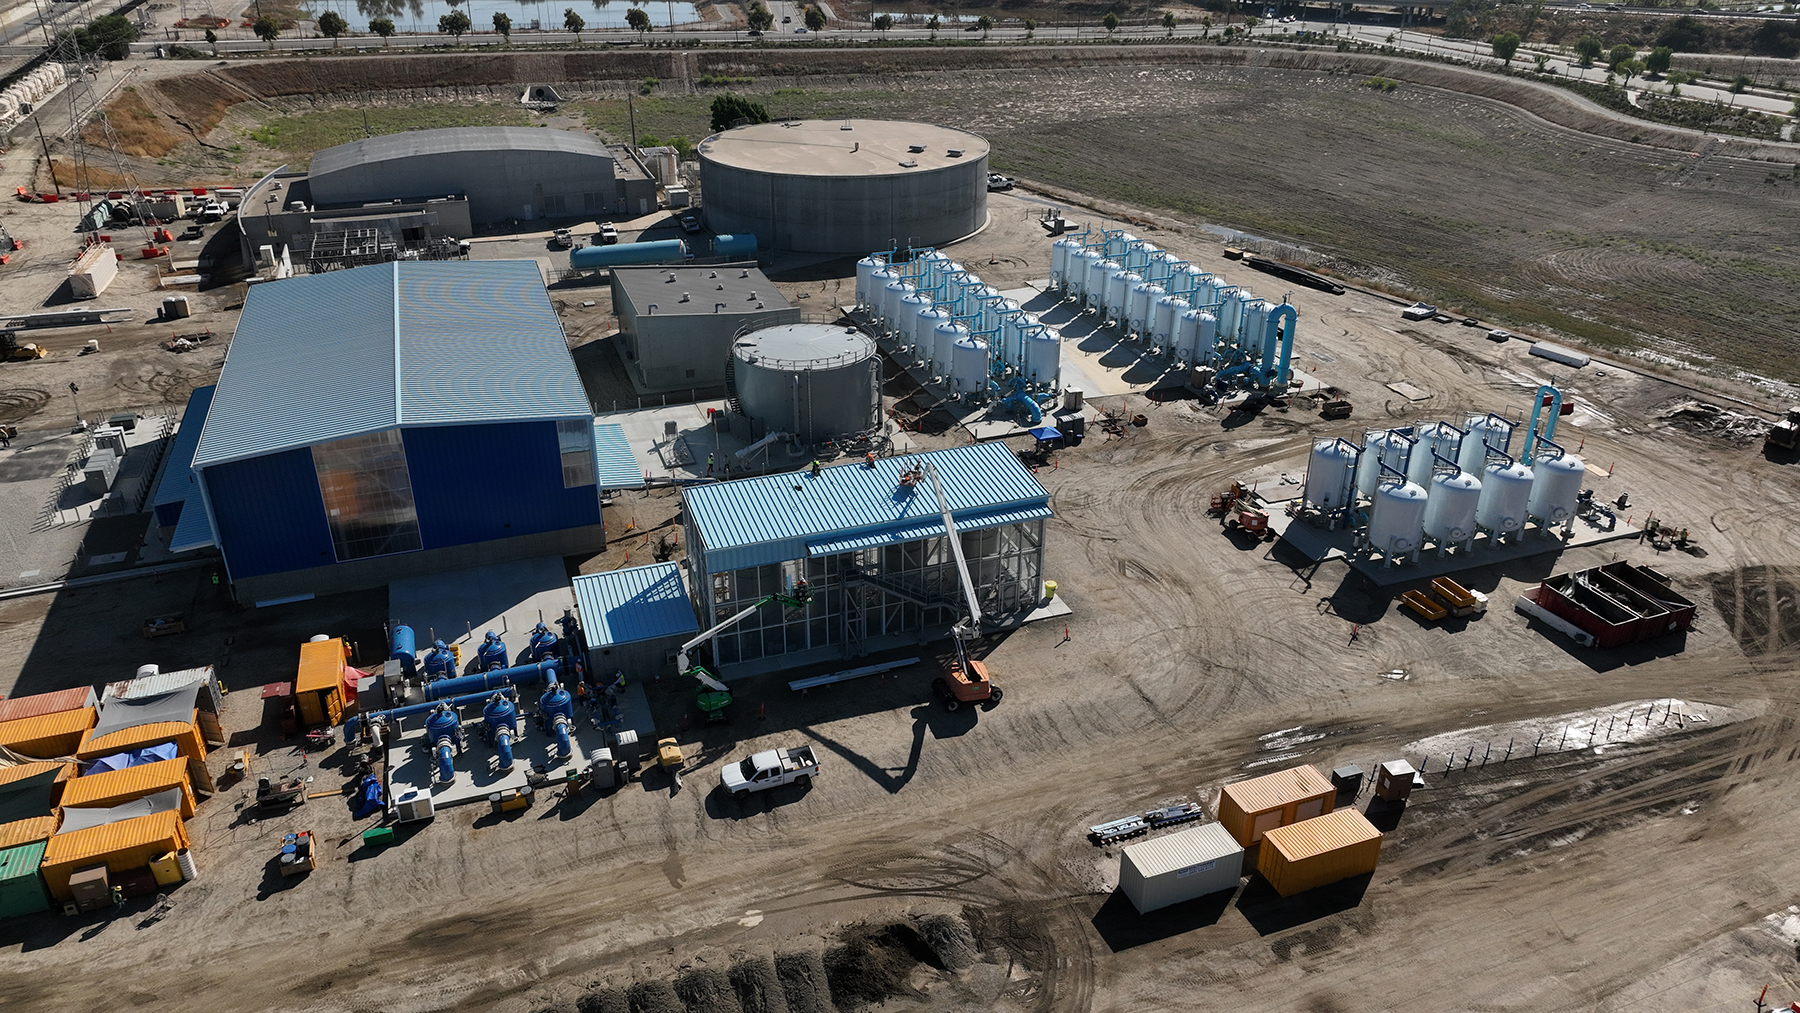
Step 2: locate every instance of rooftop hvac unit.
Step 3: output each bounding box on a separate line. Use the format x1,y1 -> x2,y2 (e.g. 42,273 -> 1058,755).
947,148 -> 964,157
908,143 -> 926,153
395,786 -> 434,822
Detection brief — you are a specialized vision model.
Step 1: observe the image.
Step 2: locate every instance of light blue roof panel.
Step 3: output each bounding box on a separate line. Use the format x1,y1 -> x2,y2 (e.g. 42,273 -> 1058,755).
396,261 -> 591,427
806,504 -> 1052,558
193,261 -> 588,470
592,421 -> 646,490
150,385 -> 215,511
684,442 -> 1049,572
169,496 -> 217,552
571,563 -> 700,649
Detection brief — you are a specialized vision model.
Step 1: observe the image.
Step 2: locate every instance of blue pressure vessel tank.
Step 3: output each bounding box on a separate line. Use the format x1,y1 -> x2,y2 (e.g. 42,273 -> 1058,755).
570,239 -> 688,271
538,679 -> 575,760
424,703 -> 462,784
476,631 -> 508,672
423,640 -> 456,680
713,234 -> 758,259
482,692 -> 517,770
390,625 -> 416,678
521,622 -> 559,665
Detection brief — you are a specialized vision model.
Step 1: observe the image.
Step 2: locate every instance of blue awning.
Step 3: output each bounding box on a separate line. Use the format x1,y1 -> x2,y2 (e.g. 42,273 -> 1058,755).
592,421 -> 646,490
805,505 -> 1052,558
169,497 -> 217,552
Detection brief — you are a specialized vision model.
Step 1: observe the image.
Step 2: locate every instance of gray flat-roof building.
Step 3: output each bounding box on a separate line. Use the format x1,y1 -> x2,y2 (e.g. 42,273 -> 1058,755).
307,127 -> 657,225
611,265 -> 799,394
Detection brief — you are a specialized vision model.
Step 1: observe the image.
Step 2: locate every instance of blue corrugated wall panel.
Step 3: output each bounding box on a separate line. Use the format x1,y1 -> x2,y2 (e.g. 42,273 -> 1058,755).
203,448 -> 336,579
405,422 -> 600,550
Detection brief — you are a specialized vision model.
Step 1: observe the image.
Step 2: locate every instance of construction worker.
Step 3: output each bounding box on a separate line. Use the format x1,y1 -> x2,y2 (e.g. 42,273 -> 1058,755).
810,459 -> 822,477
865,451 -> 876,468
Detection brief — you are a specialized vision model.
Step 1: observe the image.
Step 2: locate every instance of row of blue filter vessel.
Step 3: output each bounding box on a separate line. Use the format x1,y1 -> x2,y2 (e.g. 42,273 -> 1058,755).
389,619 -> 571,682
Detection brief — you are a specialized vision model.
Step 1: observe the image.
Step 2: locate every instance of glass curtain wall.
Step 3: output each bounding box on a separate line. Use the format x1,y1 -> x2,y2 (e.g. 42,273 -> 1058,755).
311,429 -> 423,561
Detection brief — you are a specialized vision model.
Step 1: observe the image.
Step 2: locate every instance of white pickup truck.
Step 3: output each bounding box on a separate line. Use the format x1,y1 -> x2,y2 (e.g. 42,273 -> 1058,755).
721,745 -> 819,797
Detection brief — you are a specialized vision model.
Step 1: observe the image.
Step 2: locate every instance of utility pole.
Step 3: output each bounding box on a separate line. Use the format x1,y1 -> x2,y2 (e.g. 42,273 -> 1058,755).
69,382 -> 84,429
24,105 -> 61,196
626,92 -> 637,149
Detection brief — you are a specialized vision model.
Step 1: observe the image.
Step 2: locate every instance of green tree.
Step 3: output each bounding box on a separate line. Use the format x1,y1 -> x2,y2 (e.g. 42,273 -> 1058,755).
1243,13 -> 1259,32
317,10 -> 347,45
253,14 -> 281,48
746,2 -> 773,31
873,12 -> 892,31
1491,30 -> 1520,64
83,14 -> 139,59
439,9 -> 472,38
369,16 -> 395,43
493,11 -> 512,40
564,7 -> 585,40
975,14 -> 992,37
626,7 -> 651,32
804,5 -> 825,30
1606,42 -> 1634,69
668,136 -> 694,159
1644,45 -> 1671,74
1730,73 -> 1751,94
710,94 -> 771,132
1619,57 -> 1644,87
927,14 -> 939,36
1655,16 -> 1709,52
1573,33 -> 1601,67
1023,17 -> 1035,37
1201,14 -> 1212,36
204,27 -> 217,53
1533,52 -> 1549,72
1102,11 -> 1120,33
1163,11 -> 1176,34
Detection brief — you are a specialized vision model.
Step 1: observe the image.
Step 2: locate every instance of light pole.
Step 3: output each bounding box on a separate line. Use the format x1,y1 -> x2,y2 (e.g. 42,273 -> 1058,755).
69,382 -> 84,429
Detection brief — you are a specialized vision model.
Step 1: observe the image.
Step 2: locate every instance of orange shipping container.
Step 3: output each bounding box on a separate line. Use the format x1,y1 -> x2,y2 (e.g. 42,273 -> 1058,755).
41,810 -> 190,902
0,815 -> 60,848
1217,764 -> 1336,847
0,761 -> 77,806
58,757 -> 197,818
0,707 -> 97,759
295,638 -> 349,728
0,687 -> 98,723
1256,808 -> 1383,898
76,712 -> 206,763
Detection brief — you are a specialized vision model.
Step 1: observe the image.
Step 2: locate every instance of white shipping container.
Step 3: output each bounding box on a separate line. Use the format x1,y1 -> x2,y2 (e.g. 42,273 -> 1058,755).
68,244 -> 119,299
1119,822 -> 1244,913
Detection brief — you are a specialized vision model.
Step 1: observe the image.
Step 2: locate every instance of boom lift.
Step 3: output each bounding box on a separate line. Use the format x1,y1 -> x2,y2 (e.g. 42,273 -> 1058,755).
924,461 -> 1003,712
674,581 -> 811,722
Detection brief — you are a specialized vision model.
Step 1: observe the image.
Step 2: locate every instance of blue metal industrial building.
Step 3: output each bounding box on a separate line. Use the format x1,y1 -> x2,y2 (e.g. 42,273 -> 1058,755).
680,442 -> 1052,676
175,260 -> 638,602
570,562 -> 701,679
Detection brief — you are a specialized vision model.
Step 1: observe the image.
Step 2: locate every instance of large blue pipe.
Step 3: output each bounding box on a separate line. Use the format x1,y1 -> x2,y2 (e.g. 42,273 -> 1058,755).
435,743 -> 455,783
571,239 -> 688,270
1522,384 -> 1561,460
495,727 -> 514,770
1264,303 -> 1298,389
424,659 -> 559,701
346,687 -> 518,740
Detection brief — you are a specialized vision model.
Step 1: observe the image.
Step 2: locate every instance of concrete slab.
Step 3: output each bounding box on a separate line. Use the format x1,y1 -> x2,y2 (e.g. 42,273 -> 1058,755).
601,398 -> 787,483
388,557 -> 577,665
385,712 -> 613,810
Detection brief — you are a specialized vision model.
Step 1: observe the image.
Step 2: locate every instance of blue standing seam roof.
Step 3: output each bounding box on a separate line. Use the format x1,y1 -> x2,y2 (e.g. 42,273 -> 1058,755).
192,261 -> 591,470
683,441 -> 1050,573
169,497 -> 217,552
571,563 -> 701,649
806,504 -> 1053,558
592,421 -> 646,490
149,384 -> 216,515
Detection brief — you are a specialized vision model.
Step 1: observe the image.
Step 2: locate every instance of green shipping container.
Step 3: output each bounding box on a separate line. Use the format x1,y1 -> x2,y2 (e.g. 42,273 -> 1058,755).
0,841 -> 51,918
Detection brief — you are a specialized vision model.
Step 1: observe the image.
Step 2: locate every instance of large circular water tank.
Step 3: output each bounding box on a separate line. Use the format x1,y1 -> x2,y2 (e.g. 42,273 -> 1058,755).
1459,415 -> 1514,474
1476,460 -> 1535,534
854,257 -> 882,309
897,292 -> 932,350
1105,268 -> 1138,324
1152,295 -> 1186,347
951,335 -> 990,395
699,119 -> 988,254
732,323 -> 880,444
1369,479 -> 1429,557
1527,452 -> 1586,526
931,320 -> 970,376
1407,421 -> 1465,486
1085,257 -> 1117,310
1304,440 -> 1359,512
915,306 -> 951,365
1424,470 -> 1483,545
1022,323 -> 1059,386
1357,430 -> 1412,498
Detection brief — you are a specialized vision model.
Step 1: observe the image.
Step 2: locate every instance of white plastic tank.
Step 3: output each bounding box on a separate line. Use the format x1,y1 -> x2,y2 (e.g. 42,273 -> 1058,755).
854,257 -> 882,309
1051,238 -> 1079,289
1459,414 -> 1514,474
897,292 -> 932,350
932,320 -> 969,377
951,335 -> 990,395
1368,479 -> 1429,558
1527,451 -> 1587,528
915,306 -> 951,366
1022,323 -> 1059,386
1127,282 -> 1161,336
1406,421 -> 1464,486
1424,469 -> 1483,546
1085,258 -> 1117,311
1303,440 -> 1359,512
1476,460 -> 1535,535
1174,309 -> 1202,363
1195,312 -> 1220,365
867,267 -> 897,320
1357,430 -> 1413,498
883,281 -> 915,336
1152,295 -> 1186,349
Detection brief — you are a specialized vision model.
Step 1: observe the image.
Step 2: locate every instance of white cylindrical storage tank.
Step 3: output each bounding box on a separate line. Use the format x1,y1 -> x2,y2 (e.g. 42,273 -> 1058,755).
897,292 -> 932,350
1051,238 -> 1079,289
1368,479 -> 1429,558
915,306 -> 951,366
996,310 -> 1027,367
1195,312 -> 1220,365
867,267 -> 898,323
951,335 -> 990,395
1527,452 -> 1586,527
1071,249 -> 1101,302
1406,421 -> 1464,486
883,280 -> 914,336
1174,309 -> 1202,363
974,288 -> 1005,334
1127,282 -> 1160,336
1152,295 -> 1186,349
854,257 -> 883,309
1105,268 -> 1137,325
1105,232 -> 1138,259
1303,440 -> 1359,513
1424,470 -> 1482,546
1022,323 -> 1059,386
931,319 -> 969,376
1240,300 -> 1271,351
1459,415 -> 1514,474
1122,242 -> 1154,272
1224,289 -> 1259,343
1143,250 -> 1177,284
920,250 -> 949,285
1476,460 -> 1534,535
1172,264 -> 1205,299
1356,430 -> 1412,498
732,323 -> 880,444
1085,257 -> 1116,310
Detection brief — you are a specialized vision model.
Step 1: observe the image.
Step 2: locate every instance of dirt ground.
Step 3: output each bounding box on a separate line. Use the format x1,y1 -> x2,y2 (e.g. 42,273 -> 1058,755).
2,44 -> 1800,1013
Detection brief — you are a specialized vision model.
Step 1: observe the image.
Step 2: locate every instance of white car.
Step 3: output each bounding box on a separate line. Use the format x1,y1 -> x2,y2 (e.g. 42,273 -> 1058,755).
197,201 -> 228,223
720,745 -> 819,797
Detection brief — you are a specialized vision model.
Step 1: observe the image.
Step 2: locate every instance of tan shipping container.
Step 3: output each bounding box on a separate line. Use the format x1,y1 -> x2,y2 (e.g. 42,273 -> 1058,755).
1216,764 -> 1336,847
0,815 -> 61,849
0,707 -> 97,759
295,638 -> 349,728
41,810 -> 190,901
59,757 -> 197,818
1256,808 -> 1383,898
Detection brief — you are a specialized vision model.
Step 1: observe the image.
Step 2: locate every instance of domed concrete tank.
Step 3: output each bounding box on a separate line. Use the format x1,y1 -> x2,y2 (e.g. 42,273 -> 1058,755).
1423,469 -> 1483,551
733,323 -> 880,444
1476,459 -> 1534,539
1368,479 -> 1428,562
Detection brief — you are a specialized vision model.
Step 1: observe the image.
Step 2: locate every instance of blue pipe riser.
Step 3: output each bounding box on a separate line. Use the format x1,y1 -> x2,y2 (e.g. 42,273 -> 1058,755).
435,742 -> 455,783
424,659 -> 559,702
552,716 -> 572,760
346,687 -> 516,739
495,728 -> 514,769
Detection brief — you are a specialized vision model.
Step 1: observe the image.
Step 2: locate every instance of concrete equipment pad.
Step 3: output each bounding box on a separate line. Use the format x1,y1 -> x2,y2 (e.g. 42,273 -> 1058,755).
389,557 -> 576,668
603,399 -> 782,483
385,711 -> 615,810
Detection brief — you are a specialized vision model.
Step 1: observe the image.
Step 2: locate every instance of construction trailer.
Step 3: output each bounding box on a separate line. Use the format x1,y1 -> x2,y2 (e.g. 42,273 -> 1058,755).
1216,764 -> 1337,848
1256,808 -> 1384,898
1119,822 -> 1245,913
